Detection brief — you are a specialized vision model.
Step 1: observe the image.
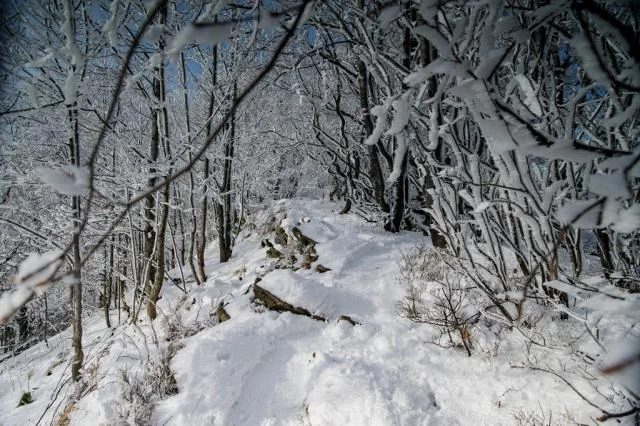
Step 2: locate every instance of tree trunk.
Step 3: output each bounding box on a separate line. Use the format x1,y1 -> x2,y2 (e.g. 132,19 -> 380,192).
103,240 -> 113,328
70,212 -> 83,382
209,40 -> 234,264
197,157 -> 209,279
389,145 -> 409,233
567,229 -> 583,277
43,293 -> 48,345
146,2 -> 170,320
595,229 -> 613,280
177,202 -> 186,266
142,107 -> 159,296
142,5 -> 169,297
68,102 -> 83,382
423,166 -> 447,248
388,5 -> 416,233
169,202 -> 177,270
147,182 -> 170,320
181,52 -> 202,285
358,61 -> 388,213
216,81 -> 235,263
16,307 -> 28,349
417,24 -> 446,247
187,166 -> 200,284
57,0 -> 85,383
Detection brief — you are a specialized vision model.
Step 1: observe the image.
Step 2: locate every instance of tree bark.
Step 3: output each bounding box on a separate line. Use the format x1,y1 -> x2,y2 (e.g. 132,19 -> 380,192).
147,182 -> 170,320
423,164 -> 447,248
358,59 -> 388,213
197,157 -> 209,279
388,5 -> 416,233
146,2 -> 170,320
142,101 -> 159,296
103,240 -> 113,328
595,229 -> 613,280
389,146 -> 409,233
216,79 -> 235,263
69,98 -> 83,382
417,25 -> 447,247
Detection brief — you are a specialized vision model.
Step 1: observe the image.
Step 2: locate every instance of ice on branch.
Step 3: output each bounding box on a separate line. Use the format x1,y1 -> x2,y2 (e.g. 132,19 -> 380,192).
557,199 -> 640,233
258,8 -> 281,30
572,33 -> 610,85
38,165 -> 89,195
379,5 -> 401,28
145,24 -> 165,43
168,22 -> 233,57
386,94 -> 410,136
0,250 -> 64,326
388,131 -> 407,183
64,73 -> 78,105
365,97 -> 394,146
414,25 -> 451,56
102,0 -> 119,48
16,250 -> 64,289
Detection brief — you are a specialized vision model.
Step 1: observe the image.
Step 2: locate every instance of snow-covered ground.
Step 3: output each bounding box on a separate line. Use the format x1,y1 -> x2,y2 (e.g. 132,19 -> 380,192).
0,199 -> 608,425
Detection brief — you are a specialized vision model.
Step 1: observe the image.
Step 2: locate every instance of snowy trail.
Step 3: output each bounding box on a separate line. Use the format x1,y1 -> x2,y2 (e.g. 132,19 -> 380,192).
153,313 -> 323,425
152,200 -> 449,425
150,199 -> 590,425
149,201 -> 438,425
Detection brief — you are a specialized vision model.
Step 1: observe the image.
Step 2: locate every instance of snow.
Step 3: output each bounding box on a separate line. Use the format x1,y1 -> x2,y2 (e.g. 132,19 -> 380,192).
0,316 -> 113,425
259,270 -> 359,320
27,84 -> 39,109
557,198 -> 640,233
149,53 -> 163,68
388,130 -> 407,183
0,199 -> 623,425
0,249 -> 64,324
529,1 -> 570,27
201,0 -> 227,21
386,93 -> 411,136
589,173 -> 631,199
378,5 -> 401,28
37,166 -> 90,195
414,25 -> 450,56
101,0 -> 119,48
24,49 -> 56,69
494,16 -> 521,38
62,0 -> 84,70
512,74 -> 542,117
145,24 -> 165,43
602,96 -> 640,127
258,8 -> 281,30
168,22 -> 233,56
613,204 -> 640,233
474,47 -> 508,80
15,250 -> 64,289
418,0 -> 438,22
599,334 -> 640,396
64,73 -> 78,106
0,286 -> 32,326
571,33 -> 609,84
364,97 -> 393,146
289,2 -> 315,30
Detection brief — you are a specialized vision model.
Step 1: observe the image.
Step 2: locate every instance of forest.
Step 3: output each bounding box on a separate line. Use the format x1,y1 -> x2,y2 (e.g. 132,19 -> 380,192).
0,0 -> 638,424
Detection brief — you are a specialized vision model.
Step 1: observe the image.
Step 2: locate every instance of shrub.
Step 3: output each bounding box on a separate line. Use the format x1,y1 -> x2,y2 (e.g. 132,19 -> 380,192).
399,244 -> 448,283
399,274 -> 476,356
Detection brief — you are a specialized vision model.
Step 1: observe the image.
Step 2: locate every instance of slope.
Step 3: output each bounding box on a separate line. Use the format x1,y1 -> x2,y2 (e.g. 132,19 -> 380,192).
1,199 -> 594,425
